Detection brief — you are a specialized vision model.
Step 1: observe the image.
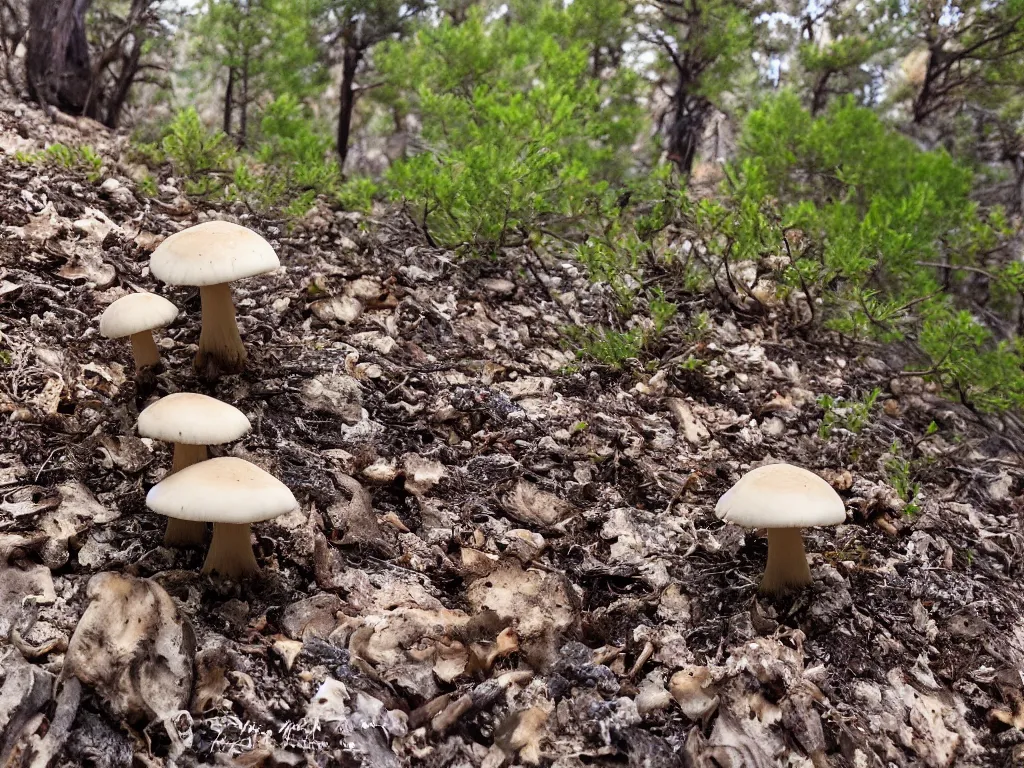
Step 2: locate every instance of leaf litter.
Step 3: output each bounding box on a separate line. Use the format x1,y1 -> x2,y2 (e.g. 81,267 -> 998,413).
0,97 -> 1022,767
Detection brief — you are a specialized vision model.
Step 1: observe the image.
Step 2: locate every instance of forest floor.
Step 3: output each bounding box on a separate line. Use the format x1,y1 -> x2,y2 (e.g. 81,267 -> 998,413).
1,96 -> 1024,768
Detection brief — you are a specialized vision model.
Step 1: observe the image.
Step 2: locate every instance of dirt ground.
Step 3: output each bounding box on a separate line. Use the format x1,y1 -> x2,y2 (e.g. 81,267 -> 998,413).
1,97 -> 1024,768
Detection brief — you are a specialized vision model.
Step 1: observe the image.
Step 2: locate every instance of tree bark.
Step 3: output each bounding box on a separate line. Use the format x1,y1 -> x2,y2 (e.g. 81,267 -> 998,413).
103,35 -> 142,128
1,1 -> 27,90
222,66 -> 235,136
912,46 -> 942,124
336,44 -> 363,170
666,75 -> 710,177
25,0 -> 94,116
238,51 -> 249,146
810,70 -> 832,116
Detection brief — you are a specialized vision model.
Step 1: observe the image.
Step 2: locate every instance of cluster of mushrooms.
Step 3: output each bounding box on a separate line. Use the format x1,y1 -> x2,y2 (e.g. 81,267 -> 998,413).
99,223 -> 846,591
99,221 -> 298,579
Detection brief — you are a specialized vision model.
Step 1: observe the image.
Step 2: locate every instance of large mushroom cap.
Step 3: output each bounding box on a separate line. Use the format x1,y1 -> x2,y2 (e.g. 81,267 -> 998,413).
99,292 -> 179,338
149,221 -> 279,287
137,392 -> 251,446
715,462 -> 846,528
146,456 -> 296,523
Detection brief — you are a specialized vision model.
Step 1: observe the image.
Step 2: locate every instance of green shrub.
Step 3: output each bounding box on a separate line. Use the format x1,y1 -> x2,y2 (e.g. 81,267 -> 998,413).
15,143 -> 104,182
378,6 -> 645,249
143,101 -> 376,215
818,387 -> 880,439
722,93 -> 1024,412
574,326 -> 645,369
161,107 -> 236,195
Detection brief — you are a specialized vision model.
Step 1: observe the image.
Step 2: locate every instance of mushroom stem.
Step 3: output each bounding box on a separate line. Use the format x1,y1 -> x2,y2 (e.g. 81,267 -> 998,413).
760,528 -> 812,593
162,443 -> 210,547
202,522 -> 259,578
196,282 -> 246,378
171,442 -> 208,473
129,331 -> 161,371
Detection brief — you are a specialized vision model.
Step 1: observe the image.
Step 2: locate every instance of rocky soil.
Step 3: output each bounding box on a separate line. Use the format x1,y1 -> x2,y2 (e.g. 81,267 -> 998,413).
1,96 -> 1023,768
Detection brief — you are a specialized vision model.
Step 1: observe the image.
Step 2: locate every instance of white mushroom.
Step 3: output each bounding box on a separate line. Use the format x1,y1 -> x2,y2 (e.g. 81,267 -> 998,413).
145,456 -> 297,578
715,462 -> 846,593
98,292 -> 179,371
149,221 -> 279,378
137,393 -> 251,547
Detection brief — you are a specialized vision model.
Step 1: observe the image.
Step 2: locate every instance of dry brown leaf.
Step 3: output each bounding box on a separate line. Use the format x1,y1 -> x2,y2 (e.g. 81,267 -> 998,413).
62,573 -> 195,724
56,248 -> 116,288
0,561 -> 56,638
8,202 -> 62,242
271,636 -> 304,671
504,480 -> 575,527
466,561 -> 576,639
311,295 -> 363,324
402,454 -> 445,497
281,594 -> 344,641
494,706 -> 549,765
670,666 -> 720,722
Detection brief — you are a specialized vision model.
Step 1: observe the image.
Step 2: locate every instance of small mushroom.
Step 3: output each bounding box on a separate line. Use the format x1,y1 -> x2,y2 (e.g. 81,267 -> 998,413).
98,292 -> 178,372
149,221 -> 279,378
715,462 -> 846,593
137,393 -> 251,547
145,456 -> 297,579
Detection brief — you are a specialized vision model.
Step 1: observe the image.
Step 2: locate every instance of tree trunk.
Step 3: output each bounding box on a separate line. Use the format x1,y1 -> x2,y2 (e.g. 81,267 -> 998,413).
1013,154 -> 1024,220
1,2 -> 27,91
666,73 -> 709,177
336,44 -> 363,170
25,0 -> 94,116
810,70 -> 832,116
912,46 -> 942,124
222,66 -> 235,137
103,37 -> 141,128
238,52 -> 249,146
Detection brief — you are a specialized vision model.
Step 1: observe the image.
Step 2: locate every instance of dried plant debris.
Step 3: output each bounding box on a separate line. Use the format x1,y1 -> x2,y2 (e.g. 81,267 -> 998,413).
0,100 -> 1023,767
62,573 -> 196,726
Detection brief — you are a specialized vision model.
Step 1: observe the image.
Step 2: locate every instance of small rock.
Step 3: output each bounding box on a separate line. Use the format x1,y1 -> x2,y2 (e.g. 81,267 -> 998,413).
282,594 -> 344,640
300,373 -> 363,424
480,278 -> 517,297
311,296 -> 363,325
665,399 -> 710,445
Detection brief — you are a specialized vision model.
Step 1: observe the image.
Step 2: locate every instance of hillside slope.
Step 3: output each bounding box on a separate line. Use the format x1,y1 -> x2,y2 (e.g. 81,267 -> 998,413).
1,98 -> 1023,768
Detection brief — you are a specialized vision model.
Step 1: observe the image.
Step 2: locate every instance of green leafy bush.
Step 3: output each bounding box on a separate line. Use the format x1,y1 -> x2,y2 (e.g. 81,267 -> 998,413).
722,93 -> 1024,411
138,102 -> 376,214
377,6 -> 645,249
15,143 -> 104,182
818,388 -> 880,439
161,107 -> 236,195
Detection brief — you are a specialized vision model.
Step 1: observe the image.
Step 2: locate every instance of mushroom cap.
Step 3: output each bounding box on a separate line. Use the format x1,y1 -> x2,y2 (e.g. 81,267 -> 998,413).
137,393 -> 251,445
149,221 -> 279,287
715,462 -> 846,528
99,292 -> 179,339
146,456 -> 297,523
